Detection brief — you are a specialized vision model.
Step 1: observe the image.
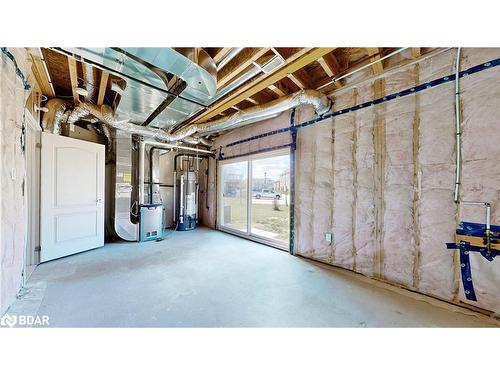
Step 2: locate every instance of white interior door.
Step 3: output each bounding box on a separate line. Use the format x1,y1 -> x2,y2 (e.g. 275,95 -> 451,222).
41,133 -> 105,262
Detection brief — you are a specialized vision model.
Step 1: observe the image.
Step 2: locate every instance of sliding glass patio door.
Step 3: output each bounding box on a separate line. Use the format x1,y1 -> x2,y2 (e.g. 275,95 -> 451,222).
219,160 -> 248,232
218,149 -> 290,250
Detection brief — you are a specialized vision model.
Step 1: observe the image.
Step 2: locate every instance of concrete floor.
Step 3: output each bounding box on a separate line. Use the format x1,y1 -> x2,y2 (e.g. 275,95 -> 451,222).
6,227 -> 499,327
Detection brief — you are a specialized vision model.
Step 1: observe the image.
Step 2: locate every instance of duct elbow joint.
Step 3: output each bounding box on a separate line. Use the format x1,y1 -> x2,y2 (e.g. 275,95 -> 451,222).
316,99 -> 333,116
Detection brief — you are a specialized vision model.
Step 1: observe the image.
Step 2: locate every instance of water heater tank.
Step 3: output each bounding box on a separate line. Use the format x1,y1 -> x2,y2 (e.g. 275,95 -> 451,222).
174,171 -> 198,231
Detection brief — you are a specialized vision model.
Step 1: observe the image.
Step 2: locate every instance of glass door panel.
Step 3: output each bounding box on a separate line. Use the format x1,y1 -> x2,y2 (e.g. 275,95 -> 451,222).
250,154 -> 290,246
220,161 -> 248,232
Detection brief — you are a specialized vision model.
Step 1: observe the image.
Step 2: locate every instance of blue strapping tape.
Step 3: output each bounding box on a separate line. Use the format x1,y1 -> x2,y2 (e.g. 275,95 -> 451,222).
222,56 -> 500,150
447,221 -> 500,301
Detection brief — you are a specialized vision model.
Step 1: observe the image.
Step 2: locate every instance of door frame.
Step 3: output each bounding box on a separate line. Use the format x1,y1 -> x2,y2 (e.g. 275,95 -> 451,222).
217,148 -> 291,251
24,110 -> 41,281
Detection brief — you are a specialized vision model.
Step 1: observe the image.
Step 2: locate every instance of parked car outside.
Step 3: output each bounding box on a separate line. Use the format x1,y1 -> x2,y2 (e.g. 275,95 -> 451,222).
252,188 -> 281,199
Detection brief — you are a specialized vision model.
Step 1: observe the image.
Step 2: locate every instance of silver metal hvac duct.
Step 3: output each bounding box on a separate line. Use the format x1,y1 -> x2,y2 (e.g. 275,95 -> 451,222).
210,54 -> 286,104
64,100 -> 209,145
60,47 -> 217,130
54,48 -> 288,130
182,136 -> 214,147
186,89 -> 332,136
41,98 -> 70,134
217,48 -> 244,71
83,63 -> 96,101
214,64 -> 261,100
100,124 -> 113,152
65,89 -> 331,144
114,129 -> 139,241
67,104 -> 91,125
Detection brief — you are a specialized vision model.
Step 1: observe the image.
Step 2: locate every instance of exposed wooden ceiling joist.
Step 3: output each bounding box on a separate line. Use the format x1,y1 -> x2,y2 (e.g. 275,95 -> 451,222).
235,100 -> 254,110
365,48 -> 384,74
193,48 -> 335,123
97,70 -> 109,106
287,73 -> 305,89
245,97 -> 260,105
268,83 -> 286,96
213,48 -> 231,64
30,55 -> 55,97
289,69 -> 312,89
272,48 -> 309,93
411,47 -> 421,58
252,89 -> 278,104
317,56 -> 334,77
217,48 -> 270,89
317,54 -> 343,89
67,57 -> 80,103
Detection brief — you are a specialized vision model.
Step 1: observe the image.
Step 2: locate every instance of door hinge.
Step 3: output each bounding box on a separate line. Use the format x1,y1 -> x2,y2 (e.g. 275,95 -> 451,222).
35,246 -> 41,253
35,143 -> 42,149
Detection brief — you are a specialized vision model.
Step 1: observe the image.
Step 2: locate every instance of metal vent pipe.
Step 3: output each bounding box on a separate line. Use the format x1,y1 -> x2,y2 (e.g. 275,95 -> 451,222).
61,89 -> 331,144
189,89 -> 332,136
41,98 -> 70,134
83,63 -> 96,101
217,48 -> 244,71
138,140 -> 213,205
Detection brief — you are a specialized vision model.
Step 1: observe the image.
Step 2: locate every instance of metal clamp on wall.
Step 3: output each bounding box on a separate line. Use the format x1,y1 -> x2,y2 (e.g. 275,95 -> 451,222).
446,220 -> 500,301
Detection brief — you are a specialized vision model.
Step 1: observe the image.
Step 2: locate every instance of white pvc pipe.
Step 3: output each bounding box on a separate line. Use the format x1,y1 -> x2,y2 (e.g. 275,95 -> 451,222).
138,141 -> 146,205
173,171 -> 177,224
138,139 -> 212,207
486,205 -> 491,231
141,140 -> 213,154
179,174 -> 185,224
461,201 -> 492,233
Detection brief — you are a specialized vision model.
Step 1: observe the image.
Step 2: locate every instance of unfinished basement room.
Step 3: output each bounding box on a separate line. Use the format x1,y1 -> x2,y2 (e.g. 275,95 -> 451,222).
2,44 -> 500,330
5,1 -> 500,371
3,2 -> 500,344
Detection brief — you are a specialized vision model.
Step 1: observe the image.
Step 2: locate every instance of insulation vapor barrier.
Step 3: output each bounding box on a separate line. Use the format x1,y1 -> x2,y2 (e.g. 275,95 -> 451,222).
0,49 -> 30,314
209,48 -> 500,315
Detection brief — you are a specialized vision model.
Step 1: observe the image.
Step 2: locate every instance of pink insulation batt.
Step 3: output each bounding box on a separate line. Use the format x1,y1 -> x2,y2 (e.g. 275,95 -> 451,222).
201,48 -> 500,314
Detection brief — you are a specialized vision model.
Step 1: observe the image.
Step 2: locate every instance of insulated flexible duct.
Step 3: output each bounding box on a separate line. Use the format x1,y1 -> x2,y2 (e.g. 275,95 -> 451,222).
83,63 -> 96,101
63,89 -> 331,144
41,98 -> 70,134
42,87 -> 331,147
191,89 -> 332,135
65,101 -> 195,143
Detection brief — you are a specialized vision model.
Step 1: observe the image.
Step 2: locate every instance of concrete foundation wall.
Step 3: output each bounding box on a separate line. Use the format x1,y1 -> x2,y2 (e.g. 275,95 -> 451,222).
208,48 -> 500,314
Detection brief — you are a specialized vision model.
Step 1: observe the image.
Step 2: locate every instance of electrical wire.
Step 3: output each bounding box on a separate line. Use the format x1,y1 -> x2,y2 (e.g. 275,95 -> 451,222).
1,47 -> 31,90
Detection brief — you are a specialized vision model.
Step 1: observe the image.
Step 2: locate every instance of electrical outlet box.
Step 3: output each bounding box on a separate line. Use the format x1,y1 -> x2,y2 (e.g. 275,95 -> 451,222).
325,232 -> 333,244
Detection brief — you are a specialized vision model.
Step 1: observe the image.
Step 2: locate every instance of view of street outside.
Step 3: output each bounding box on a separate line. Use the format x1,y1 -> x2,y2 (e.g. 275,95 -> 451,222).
251,155 -> 290,243
221,161 -> 248,232
220,153 -> 290,245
